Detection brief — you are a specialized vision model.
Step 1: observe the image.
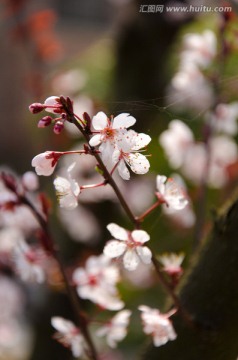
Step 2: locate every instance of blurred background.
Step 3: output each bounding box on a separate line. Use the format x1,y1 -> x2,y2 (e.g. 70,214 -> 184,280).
1,0 -> 238,359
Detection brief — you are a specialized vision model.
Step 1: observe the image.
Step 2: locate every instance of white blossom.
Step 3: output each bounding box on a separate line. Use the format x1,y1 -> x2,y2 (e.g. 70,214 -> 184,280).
51,317 -> 85,358
112,130 -> 151,180
207,102 -> 238,135
73,255 -> 124,310
156,175 -> 188,210
89,111 -> 136,147
159,120 -> 193,168
32,151 -> 58,176
13,240 -> 46,283
158,253 -> 185,276
139,305 -> 177,347
96,310 -> 131,348
181,30 -> 216,68
104,223 -> 152,271
54,163 -> 80,210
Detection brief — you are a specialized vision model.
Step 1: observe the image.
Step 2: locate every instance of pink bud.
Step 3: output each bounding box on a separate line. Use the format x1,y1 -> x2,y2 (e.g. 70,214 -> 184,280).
37,116 -> 53,128
29,103 -> 45,114
53,121 -> 64,134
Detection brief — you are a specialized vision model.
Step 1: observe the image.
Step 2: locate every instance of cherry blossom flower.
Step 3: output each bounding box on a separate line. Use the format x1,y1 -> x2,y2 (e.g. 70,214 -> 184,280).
207,102 -> 238,135
72,255 -> 124,310
158,253 -> 184,277
138,305 -> 177,347
112,130 -> 151,180
32,151 -> 61,176
159,120 -> 194,169
104,223 -> 152,271
96,310 -> 131,348
12,240 -> 46,283
156,175 -> 188,210
22,171 -> 39,191
181,30 -> 216,68
89,111 -> 136,148
53,163 -> 80,210
166,64 -> 214,113
51,317 -> 85,358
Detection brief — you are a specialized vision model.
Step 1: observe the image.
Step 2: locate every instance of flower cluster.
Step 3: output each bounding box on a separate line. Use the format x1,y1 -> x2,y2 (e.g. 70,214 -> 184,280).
160,119 -> 238,188
167,30 -> 216,112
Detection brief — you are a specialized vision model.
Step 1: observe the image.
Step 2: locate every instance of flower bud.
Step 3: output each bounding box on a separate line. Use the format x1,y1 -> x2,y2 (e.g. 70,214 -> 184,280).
22,171 -> 39,191
37,116 -> 52,128
53,121 -> 64,135
29,103 -> 45,114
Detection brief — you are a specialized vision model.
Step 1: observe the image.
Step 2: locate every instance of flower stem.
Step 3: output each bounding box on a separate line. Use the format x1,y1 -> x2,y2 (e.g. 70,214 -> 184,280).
151,255 -> 195,329
135,200 -> 161,223
20,195 -> 99,360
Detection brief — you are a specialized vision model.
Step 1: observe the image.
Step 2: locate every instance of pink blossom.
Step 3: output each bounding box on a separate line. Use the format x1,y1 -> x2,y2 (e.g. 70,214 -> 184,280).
139,305 -> 177,347
104,223 -> 152,271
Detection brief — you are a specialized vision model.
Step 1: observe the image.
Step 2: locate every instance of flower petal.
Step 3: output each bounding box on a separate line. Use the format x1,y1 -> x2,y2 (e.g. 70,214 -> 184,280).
131,230 -> 150,243
112,113 -> 136,129
92,112 -> 108,130
136,246 -> 152,264
132,133 -> 151,150
106,223 -> 128,240
103,240 -> 127,258
127,153 -> 150,175
123,249 -> 140,271
89,134 -> 102,147
117,161 -> 130,180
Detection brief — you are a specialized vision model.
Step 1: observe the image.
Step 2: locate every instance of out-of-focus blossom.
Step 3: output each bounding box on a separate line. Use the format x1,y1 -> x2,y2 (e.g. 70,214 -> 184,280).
156,175 -> 188,210
138,305 -> 177,347
59,204 -> 101,244
0,319 -> 33,360
161,174 -> 195,228
0,205 -> 39,236
22,171 -> 39,191
159,120 -> 193,168
104,223 -> 152,271
0,227 -> 25,255
208,135 -> 238,188
0,276 -> 25,320
73,255 -> 124,310
13,240 -> 46,283
180,142 -> 207,185
123,262 -> 155,289
54,163 -> 80,210
51,317 -> 85,358
181,30 -> 216,68
32,151 -> 61,176
51,69 -> 88,95
158,253 -> 184,277
112,130 -> 151,180
207,102 -> 238,135
96,310 -> 131,348
182,136 -> 238,188
167,63 -> 214,113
